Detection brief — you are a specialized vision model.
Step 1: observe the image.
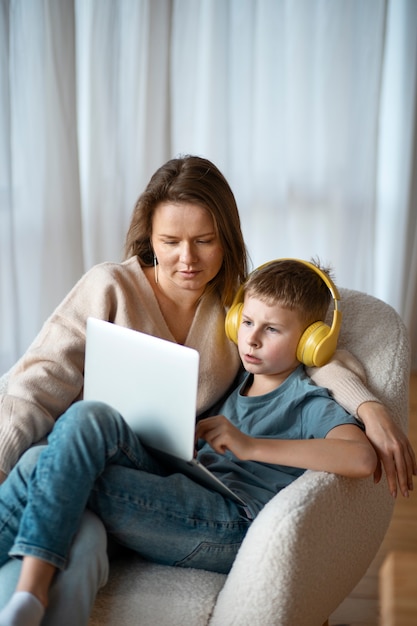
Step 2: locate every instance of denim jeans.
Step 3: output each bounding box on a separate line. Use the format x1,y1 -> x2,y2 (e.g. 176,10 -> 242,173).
0,401 -> 250,580
0,447 -> 109,626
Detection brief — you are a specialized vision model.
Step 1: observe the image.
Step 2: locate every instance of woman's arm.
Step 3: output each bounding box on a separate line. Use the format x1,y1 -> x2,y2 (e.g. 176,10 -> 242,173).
357,401 -> 416,498
0,263 -> 126,477
196,416 -> 377,478
306,349 -> 375,416
308,349 -> 417,497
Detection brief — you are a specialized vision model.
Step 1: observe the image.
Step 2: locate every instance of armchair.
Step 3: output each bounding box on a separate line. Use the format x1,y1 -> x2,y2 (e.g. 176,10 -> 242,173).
0,288 -> 410,626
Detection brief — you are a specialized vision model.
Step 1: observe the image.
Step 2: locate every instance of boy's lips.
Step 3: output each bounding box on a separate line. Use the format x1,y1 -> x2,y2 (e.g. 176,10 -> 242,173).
243,353 -> 262,365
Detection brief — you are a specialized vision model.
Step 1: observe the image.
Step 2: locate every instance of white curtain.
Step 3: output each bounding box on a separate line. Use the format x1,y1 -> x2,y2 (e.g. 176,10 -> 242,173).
1,0 -> 417,373
1,0 -> 84,370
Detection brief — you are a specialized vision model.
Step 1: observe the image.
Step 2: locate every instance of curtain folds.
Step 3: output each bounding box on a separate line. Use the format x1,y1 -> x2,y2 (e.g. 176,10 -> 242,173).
1,0 -> 416,372
1,0 -> 83,369
75,0 -> 172,267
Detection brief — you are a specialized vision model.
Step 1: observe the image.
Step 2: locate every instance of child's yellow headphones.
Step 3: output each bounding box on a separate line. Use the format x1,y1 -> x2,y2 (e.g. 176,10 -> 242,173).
225,258 -> 342,367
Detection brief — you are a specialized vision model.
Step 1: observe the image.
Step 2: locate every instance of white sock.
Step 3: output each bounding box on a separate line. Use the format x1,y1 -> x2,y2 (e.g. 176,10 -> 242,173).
0,591 -> 44,626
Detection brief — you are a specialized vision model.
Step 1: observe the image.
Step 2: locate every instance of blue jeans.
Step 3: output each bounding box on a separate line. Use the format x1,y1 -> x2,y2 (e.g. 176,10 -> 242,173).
0,401 -> 250,579
0,447 -> 109,626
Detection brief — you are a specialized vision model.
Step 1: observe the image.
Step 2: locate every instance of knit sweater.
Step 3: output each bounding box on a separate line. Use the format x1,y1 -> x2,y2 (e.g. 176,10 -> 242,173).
0,257 -> 378,476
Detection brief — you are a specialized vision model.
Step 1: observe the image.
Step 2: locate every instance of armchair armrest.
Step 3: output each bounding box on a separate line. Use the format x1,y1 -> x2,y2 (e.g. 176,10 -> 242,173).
210,469 -> 394,626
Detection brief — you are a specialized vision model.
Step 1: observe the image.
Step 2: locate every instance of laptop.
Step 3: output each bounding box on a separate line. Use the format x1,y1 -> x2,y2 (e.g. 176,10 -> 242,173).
84,317 -> 245,505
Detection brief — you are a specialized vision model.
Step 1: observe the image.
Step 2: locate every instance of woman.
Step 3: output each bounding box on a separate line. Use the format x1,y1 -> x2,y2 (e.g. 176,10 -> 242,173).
0,155 -> 415,625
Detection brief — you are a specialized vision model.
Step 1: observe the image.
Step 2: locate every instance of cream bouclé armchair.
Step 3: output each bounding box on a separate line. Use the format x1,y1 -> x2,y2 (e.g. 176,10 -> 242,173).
0,288 -> 410,626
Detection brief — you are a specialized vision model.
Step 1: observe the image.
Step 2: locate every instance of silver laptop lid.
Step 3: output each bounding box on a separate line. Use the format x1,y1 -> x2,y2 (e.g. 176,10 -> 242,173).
84,318 -> 200,460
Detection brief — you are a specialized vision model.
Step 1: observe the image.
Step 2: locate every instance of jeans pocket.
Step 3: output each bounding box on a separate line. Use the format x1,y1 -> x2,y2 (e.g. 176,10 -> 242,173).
174,541 -> 242,574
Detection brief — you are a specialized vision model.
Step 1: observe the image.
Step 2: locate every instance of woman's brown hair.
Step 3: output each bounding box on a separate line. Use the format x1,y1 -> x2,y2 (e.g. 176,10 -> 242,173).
124,155 -> 249,307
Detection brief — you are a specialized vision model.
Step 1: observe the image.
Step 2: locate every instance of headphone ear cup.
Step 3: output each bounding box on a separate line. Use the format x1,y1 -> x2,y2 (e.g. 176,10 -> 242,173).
225,301 -> 244,344
297,321 -> 333,367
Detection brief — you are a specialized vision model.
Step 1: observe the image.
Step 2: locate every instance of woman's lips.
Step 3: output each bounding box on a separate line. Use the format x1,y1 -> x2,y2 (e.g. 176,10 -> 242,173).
179,270 -> 200,279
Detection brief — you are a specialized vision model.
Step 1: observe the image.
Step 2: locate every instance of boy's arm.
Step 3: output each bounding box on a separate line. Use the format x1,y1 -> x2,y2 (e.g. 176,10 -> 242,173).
196,416 -> 377,479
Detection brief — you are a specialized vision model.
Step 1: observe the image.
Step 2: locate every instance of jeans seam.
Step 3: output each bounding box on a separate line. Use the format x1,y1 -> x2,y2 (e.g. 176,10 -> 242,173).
10,541 -> 68,570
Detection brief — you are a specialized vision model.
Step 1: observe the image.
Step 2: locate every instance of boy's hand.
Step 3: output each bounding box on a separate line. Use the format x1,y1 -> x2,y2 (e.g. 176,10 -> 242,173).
196,415 -> 254,460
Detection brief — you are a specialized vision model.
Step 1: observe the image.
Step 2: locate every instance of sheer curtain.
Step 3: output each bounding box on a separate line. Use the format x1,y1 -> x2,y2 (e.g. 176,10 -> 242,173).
0,0 -> 83,371
75,0 -> 172,267
1,0 -> 417,373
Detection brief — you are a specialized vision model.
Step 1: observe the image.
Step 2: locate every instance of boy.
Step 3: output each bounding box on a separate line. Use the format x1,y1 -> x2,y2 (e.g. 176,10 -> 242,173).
0,259 -> 376,626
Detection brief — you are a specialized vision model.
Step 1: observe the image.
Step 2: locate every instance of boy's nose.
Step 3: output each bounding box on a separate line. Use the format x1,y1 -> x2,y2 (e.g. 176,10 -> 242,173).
247,330 -> 260,346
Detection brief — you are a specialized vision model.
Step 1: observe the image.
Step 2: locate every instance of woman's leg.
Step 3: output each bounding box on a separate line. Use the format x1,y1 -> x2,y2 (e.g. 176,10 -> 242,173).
0,438 -> 108,625
88,464 -> 251,575
0,510 -> 108,626
16,557 -> 55,606
0,399 -> 250,624
0,401 -> 162,571
0,401 -> 156,624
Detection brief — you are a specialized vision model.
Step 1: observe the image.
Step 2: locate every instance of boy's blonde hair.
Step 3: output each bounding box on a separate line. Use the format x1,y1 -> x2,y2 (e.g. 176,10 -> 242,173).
244,259 -> 334,329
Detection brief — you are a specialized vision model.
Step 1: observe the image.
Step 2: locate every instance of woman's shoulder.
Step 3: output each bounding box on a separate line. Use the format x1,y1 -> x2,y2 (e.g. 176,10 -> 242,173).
52,257 -> 147,315
76,256 -> 145,289
85,256 -> 142,278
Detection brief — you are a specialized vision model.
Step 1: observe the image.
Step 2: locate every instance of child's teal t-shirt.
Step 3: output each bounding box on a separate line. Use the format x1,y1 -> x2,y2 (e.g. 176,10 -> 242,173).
197,365 -> 361,518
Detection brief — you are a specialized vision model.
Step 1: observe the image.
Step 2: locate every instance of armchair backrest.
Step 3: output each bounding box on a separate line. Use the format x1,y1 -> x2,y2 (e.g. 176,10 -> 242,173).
336,288 -> 410,431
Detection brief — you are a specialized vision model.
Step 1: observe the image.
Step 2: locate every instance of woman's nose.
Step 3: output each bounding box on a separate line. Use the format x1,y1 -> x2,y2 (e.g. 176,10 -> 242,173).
180,243 -> 197,263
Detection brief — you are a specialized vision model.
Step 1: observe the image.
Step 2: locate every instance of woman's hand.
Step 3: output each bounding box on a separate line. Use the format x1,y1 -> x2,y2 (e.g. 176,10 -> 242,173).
0,470 -> 7,485
357,401 -> 417,498
196,415 -> 254,460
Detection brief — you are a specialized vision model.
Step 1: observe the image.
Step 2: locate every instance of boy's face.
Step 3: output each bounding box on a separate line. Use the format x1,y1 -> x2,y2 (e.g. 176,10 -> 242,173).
237,295 -> 305,380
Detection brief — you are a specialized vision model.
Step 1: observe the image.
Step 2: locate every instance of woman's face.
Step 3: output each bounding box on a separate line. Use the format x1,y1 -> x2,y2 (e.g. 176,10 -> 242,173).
151,202 -> 224,296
